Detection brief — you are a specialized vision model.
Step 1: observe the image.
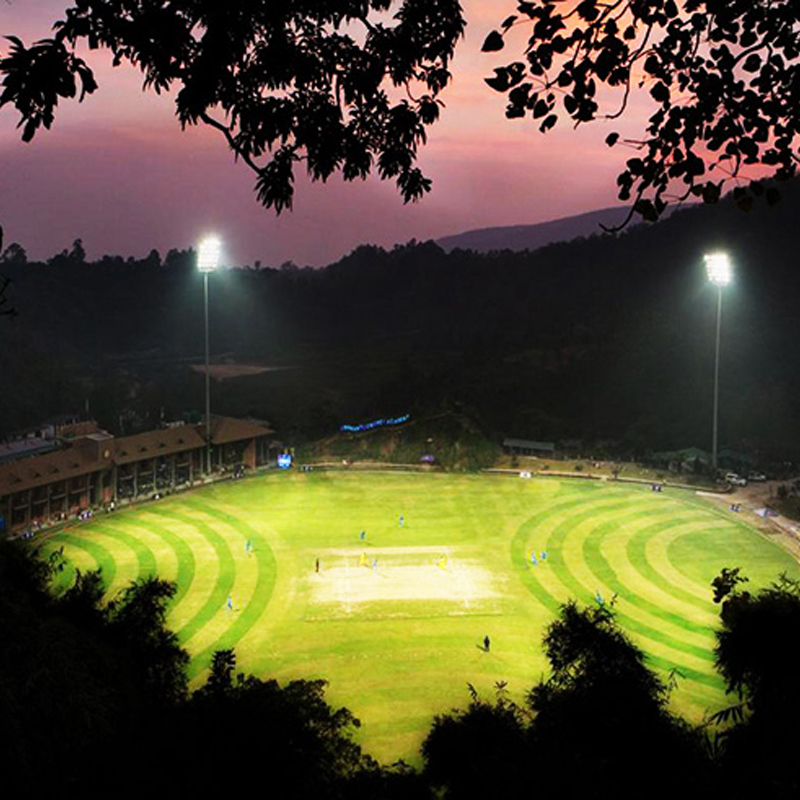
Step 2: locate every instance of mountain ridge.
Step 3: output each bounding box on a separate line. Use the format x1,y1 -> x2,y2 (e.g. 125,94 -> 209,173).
436,205 -> 671,253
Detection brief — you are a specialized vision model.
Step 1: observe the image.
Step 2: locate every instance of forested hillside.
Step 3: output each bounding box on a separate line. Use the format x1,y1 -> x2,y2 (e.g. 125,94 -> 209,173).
2,183 -> 799,458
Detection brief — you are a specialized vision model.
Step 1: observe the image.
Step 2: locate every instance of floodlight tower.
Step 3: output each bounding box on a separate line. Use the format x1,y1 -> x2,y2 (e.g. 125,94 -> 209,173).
704,252 -> 732,473
197,235 -> 221,475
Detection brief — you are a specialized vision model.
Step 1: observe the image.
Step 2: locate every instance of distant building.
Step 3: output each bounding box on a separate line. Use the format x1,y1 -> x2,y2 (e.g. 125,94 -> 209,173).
0,435 -> 60,465
0,416 -> 278,532
503,438 -> 556,457
0,413 -> 87,466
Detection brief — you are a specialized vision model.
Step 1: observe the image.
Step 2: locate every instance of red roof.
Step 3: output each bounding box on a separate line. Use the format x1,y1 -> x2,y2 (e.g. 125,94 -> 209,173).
114,426 -> 206,465
206,417 -> 273,445
0,447 -> 111,493
0,417 -> 274,497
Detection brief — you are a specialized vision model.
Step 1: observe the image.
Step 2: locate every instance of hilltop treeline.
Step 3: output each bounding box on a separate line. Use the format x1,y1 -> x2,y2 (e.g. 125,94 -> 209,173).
3,183 -> 800,456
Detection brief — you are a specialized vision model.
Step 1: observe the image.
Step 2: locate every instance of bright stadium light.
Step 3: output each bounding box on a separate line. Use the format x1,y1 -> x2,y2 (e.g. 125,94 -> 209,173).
705,251 -> 732,287
197,235 -> 221,273
197,235 -> 221,474
704,251 -> 732,473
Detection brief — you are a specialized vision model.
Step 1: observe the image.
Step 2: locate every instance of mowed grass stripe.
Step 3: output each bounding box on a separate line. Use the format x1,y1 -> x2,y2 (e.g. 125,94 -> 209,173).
88,523 -> 163,582
40,533 -> 111,594
666,523 -> 796,591
589,514 -> 719,633
181,499 -> 278,678
511,520 -> 568,614
46,532 -> 118,587
146,506 -> 236,647
42,472 -> 799,763
546,507 -> 717,668
633,522 -> 728,607
509,494 -> 651,612
624,630 -> 719,680
132,509 -> 220,626
62,530 -> 142,597
637,648 -> 722,688
509,496 -> 660,613
538,495 -> 707,626
584,518 -> 711,641
533,497 -> 655,600
552,502 -> 655,602
172,505 -> 262,660
574,576 -> 717,666
115,514 -> 197,605
518,491 -> 620,546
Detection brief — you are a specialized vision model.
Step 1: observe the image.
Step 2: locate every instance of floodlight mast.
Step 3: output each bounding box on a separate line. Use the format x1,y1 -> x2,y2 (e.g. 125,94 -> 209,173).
198,236 -> 221,476
704,252 -> 732,473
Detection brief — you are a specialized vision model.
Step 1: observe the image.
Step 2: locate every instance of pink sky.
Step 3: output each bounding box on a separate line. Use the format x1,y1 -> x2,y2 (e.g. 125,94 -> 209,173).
0,1 -> 646,266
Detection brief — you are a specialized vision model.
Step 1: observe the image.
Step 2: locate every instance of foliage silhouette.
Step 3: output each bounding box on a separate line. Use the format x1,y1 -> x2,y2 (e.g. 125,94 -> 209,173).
423,600 -> 710,800
486,0 -> 800,224
527,601 -> 709,800
712,572 -> 800,799
0,542 -> 170,792
0,228 -> 16,318
9,537 -> 800,797
57,566 -> 107,630
104,575 -> 190,705
422,682 -> 528,800
170,648 -> 370,796
1,0 -> 465,212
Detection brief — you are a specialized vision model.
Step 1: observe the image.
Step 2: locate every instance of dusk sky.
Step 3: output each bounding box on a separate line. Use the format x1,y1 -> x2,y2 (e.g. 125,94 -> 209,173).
0,1 -> 651,267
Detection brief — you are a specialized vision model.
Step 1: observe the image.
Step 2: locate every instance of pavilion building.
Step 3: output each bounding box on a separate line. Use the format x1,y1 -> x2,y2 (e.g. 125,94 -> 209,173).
0,416 -> 277,533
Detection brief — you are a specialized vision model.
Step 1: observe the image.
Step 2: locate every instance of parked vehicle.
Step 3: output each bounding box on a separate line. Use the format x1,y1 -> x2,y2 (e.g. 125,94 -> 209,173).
725,472 -> 748,486
747,471 -> 767,482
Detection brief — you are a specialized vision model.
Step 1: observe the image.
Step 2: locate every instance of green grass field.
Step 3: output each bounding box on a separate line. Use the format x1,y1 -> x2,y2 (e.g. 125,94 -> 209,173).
40,471 -> 800,763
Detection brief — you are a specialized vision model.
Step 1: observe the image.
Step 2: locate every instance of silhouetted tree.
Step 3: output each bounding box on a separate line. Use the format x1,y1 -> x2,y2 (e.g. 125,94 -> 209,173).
143,248 -> 161,269
712,572 -> 800,799
69,237 -> 86,264
485,0 -> 800,223
422,682 -> 527,800
0,228 -> 16,318
0,241 -> 27,266
1,0 -> 465,211
170,649 -> 368,796
198,647 -> 238,698
422,601 -> 709,800
56,566 -> 106,630
0,274 -> 13,318
526,600 -> 709,800
0,542 -> 163,792
105,576 -> 190,705
346,760 -> 436,800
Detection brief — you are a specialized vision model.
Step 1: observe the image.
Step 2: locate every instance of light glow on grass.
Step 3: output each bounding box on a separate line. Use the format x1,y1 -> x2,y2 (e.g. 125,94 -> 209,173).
42,472 -> 800,763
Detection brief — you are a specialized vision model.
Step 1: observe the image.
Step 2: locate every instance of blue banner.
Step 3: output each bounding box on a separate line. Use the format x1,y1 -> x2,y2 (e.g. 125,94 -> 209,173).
340,414 -> 410,433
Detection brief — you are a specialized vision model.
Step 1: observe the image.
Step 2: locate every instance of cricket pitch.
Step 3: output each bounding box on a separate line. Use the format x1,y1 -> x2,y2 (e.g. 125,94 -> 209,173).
308,547 -> 502,619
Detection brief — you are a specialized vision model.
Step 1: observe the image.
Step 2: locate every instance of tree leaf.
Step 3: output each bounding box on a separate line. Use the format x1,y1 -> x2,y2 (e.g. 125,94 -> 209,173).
482,30 -> 505,53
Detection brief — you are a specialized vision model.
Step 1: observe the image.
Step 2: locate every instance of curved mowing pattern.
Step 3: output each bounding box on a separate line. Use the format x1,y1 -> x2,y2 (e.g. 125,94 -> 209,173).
38,472 -> 800,763
514,490 -> 721,687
